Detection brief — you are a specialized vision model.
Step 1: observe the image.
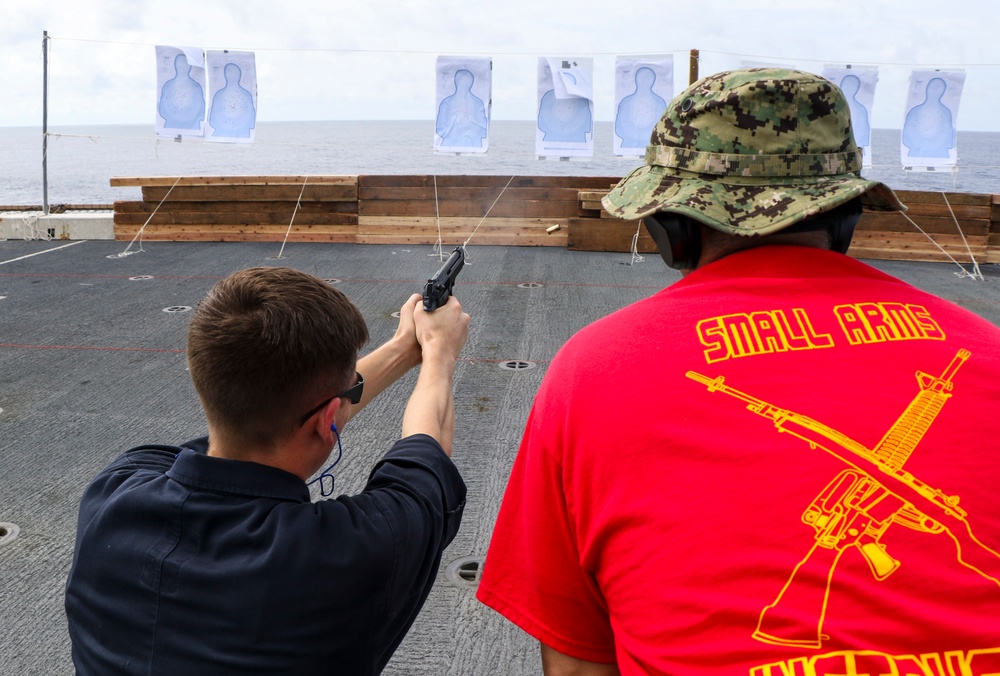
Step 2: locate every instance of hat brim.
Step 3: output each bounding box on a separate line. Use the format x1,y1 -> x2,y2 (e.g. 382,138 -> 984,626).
601,165 -> 906,236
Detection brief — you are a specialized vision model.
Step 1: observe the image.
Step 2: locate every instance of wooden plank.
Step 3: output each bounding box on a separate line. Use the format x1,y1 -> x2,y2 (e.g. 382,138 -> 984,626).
114,232 -> 356,242
357,216 -> 569,231
358,199 -> 582,219
567,218 -> 657,253
142,184 -> 358,202
0,204 -> 115,212
850,231 -> 988,257
357,175 -> 622,189
889,202 -> 992,219
356,232 -> 565,247
848,248 -> 976,263
857,212 -> 990,236
356,225 -> 562,239
113,211 -> 358,226
359,186 -> 587,202
114,200 -> 357,214
115,223 -> 357,235
578,190 -> 612,202
891,190 -> 990,207
111,175 -> 358,187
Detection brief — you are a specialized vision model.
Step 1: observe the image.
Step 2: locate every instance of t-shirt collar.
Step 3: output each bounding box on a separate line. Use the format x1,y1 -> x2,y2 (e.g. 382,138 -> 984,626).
167,447 -> 311,502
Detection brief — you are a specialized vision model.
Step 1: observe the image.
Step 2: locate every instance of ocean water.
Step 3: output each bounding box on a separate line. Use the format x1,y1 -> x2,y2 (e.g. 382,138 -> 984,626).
1,121 -> 997,206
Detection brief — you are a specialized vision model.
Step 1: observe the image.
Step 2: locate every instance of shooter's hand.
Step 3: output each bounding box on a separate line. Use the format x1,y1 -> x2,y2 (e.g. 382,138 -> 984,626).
413,295 -> 470,364
403,295 -> 470,454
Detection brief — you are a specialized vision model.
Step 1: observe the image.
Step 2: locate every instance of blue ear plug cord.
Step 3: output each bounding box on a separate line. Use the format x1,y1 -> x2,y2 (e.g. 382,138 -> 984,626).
307,423 -> 343,498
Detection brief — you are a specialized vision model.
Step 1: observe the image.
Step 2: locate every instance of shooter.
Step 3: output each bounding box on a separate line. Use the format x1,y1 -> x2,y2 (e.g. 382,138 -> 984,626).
66,266 -> 471,674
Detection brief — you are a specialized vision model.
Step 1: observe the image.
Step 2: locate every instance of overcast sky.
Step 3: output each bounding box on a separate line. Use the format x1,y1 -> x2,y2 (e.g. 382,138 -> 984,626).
3,0 -> 999,130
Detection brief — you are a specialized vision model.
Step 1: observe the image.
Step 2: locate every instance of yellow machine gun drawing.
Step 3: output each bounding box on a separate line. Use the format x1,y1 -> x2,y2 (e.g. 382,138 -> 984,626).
687,349 -> 1000,649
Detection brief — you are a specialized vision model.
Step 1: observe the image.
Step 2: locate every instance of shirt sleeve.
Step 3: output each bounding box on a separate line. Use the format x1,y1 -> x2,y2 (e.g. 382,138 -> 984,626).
358,434 -> 467,667
477,395 -> 617,664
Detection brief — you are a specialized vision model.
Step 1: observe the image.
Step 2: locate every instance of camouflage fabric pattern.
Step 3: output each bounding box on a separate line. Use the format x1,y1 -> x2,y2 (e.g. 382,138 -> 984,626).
602,68 -> 905,235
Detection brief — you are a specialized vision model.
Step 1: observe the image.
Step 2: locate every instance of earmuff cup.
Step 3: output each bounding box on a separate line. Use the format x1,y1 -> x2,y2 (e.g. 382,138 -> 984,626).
642,199 -> 863,270
642,214 -> 701,270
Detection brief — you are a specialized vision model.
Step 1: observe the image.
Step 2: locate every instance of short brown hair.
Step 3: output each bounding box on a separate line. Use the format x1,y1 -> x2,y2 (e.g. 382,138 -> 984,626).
187,267 -> 368,446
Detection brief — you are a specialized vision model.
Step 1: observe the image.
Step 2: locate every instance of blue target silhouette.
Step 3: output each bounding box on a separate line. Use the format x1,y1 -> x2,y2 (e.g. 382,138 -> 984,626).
209,63 -> 256,138
436,69 -> 488,148
902,77 -> 955,158
839,74 -> 871,147
616,67 -> 666,148
538,73 -> 592,143
159,54 -> 205,130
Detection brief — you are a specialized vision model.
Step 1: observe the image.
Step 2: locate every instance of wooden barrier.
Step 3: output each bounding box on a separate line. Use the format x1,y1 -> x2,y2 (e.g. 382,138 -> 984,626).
110,175 -> 999,264
991,194 -> 1000,264
111,175 -> 617,247
575,186 -> 999,263
357,175 -> 619,247
111,176 -> 359,243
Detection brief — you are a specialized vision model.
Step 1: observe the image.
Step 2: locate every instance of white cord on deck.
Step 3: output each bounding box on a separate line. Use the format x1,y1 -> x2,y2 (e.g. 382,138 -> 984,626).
941,191 -> 984,280
108,177 -> 181,258
898,192 -> 984,281
629,221 -> 645,266
19,213 -> 52,241
431,175 -> 443,260
275,177 -> 308,260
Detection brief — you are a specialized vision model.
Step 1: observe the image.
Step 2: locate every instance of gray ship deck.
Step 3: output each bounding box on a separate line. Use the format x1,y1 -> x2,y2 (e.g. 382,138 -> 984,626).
2,239 -> 998,675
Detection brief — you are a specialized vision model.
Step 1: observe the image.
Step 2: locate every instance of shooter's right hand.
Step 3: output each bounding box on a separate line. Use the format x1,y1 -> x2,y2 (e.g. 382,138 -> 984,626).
412,295 -> 470,365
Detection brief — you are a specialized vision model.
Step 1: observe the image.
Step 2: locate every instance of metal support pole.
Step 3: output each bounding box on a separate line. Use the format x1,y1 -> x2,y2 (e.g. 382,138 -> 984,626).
689,49 -> 699,85
42,30 -> 49,215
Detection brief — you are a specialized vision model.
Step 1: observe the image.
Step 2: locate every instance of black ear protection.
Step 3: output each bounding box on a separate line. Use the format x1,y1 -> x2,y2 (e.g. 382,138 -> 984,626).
641,199 -> 863,270
823,199 -> 863,254
641,213 -> 701,270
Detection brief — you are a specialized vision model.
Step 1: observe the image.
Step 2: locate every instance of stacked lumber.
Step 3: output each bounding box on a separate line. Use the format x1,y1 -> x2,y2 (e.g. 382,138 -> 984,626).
357,176 -> 621,247
572,188 -> 657,253
109,176 -> 998,264
579,187 -> 999,264
852,190 -> 992,264
110,176 -> 358,242
991,194 -> 1000,264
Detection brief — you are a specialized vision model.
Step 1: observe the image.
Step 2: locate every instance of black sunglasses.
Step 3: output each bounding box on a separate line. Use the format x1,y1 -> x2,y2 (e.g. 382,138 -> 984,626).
298,372 -> 365,426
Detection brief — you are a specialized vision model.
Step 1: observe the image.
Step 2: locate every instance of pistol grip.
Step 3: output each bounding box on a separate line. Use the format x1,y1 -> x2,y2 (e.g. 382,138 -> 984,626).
858,540 -> 900,580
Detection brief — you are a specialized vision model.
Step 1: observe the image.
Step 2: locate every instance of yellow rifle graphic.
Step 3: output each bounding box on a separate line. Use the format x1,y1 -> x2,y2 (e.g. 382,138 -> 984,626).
687,349 -> 1000,649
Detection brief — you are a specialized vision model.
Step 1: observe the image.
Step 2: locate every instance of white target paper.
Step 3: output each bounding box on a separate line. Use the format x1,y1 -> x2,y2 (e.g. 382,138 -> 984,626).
205,51 -> 258,144
155,46 -> 207,139
900,69 -> 966,169
536,57 -> 594,159
613,56 -> 673,157
822,66 -> 878,168
434,57 -> 492,154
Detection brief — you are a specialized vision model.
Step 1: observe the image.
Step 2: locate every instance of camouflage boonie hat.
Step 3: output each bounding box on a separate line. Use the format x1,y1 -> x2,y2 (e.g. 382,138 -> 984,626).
602,68 -> 906,235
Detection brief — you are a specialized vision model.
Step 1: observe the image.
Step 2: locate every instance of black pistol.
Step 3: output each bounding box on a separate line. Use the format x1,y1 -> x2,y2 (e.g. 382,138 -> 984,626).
422,246 -> 466,311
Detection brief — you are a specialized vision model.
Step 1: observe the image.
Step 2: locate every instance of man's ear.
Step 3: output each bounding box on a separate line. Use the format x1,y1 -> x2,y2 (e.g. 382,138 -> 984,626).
313,397 -> 344,444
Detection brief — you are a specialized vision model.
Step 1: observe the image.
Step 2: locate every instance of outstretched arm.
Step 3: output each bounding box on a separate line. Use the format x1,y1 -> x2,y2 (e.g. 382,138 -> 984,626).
401,295 -> 470,456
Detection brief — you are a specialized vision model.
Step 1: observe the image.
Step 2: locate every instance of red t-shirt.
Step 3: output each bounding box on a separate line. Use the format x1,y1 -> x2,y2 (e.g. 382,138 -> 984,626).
477,246 -> 1000,675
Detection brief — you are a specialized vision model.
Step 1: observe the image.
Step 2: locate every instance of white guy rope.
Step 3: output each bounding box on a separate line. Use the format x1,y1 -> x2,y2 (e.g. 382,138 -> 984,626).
108,177 -> 181,258
275,176 -> 309,260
